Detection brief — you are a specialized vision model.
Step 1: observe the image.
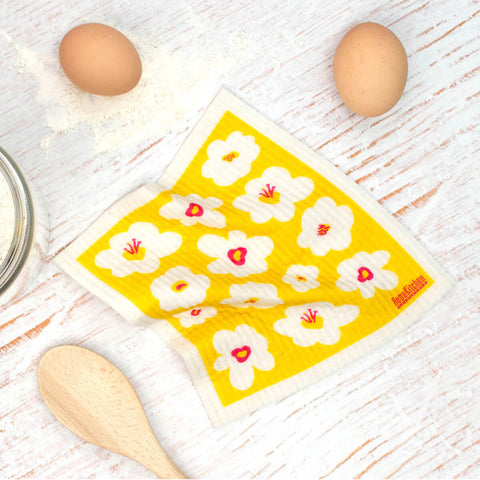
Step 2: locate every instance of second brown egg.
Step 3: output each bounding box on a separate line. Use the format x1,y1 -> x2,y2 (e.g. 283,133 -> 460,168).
333,22 -> 408,117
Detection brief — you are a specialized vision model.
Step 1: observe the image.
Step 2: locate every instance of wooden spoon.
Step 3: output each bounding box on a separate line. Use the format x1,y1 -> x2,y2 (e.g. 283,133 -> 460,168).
37,345 -> 186,478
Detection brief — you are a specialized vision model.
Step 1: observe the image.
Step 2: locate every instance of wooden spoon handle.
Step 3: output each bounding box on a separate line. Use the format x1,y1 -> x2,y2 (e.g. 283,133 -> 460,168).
129,429 -> 187,479
142,456 -> 186,479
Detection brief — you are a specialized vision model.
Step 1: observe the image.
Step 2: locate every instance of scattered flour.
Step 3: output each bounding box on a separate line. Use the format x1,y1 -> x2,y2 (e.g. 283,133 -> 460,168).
0,171 -> 15,263
2,28 -> 256,155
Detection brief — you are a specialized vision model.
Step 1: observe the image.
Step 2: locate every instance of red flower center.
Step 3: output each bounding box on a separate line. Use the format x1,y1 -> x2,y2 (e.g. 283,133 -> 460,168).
123,238 -> 142,255
185,202 -> 204,217
317,224 -> 331,236
357,267 -> 374,282
191,309 -> 202,316
300,308 -> 324,329
301,308 -> 318,324
171,280 -> 189,292
227,247 -> 247,266
258,184 -> 280,204
122,238 -> 146,261
231,345 -> 251,363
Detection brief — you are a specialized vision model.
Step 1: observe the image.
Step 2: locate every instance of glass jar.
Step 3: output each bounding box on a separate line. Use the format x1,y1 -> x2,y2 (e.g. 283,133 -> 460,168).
0,146 -> 48,305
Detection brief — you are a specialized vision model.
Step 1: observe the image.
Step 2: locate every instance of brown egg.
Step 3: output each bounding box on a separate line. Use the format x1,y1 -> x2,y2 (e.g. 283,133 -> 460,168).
333,22 -> 408,117
59,23 -> 142,96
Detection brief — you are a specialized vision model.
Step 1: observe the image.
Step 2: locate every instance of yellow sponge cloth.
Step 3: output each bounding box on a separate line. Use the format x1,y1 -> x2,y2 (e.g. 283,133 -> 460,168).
57,89 -> 453,426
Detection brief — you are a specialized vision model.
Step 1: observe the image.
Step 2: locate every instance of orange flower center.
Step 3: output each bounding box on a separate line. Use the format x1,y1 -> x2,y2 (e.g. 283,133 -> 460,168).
222,151 -> 239,162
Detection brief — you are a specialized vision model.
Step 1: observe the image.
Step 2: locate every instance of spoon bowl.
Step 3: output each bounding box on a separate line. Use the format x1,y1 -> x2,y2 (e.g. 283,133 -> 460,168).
37,345 -> 185,478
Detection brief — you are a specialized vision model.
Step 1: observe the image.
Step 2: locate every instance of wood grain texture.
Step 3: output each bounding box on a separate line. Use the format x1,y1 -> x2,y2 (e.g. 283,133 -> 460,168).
0,0 -> 479,478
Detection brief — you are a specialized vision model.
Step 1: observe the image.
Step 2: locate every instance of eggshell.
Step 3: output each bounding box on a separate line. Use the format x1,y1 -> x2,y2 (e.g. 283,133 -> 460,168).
333,22 -> 408,117
59,23 -> 142,96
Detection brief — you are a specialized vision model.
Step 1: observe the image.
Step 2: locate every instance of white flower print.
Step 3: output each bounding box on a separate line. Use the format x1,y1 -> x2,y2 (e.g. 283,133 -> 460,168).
232,167 -> 314,223
159,193 -> 226,228
173,306 -> 217,328
213,324 -> 275,390
220,282 -> 283,308
197,230 -> 274,277
297,197 -> 354,256
336,251 -> 399,299
201,131 -> 260,186
150,266 -> 210,311
95,222 -> 182,278
283,264 -> 320,292
274,302 -> 360,347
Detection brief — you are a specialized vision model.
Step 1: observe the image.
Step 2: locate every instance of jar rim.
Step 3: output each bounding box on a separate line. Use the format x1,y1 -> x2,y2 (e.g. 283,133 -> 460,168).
0,146 -> 35,295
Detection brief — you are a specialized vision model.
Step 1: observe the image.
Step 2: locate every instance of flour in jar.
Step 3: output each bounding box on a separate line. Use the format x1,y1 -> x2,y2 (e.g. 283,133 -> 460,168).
0,172 -> 15,263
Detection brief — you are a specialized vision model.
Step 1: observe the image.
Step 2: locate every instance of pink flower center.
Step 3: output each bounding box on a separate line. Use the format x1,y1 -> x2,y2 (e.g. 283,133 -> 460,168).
231,345 -> 251,363
191,309 -> 202,316
123,238 -> 141,255
301,308 -> 317,323
357,267 -> 374,282
185,202 -> 204,217
317,224 -> 331,236
296,275 -> 307,282
227,247 -> 247,266
258,184 -> 280,204
300,308 -> 324,329
171,280 -> 189,292
122,238 -> 146,261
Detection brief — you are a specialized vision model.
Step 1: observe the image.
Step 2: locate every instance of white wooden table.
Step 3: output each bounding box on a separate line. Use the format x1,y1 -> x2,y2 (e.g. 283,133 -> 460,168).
1,1 -> 479,478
